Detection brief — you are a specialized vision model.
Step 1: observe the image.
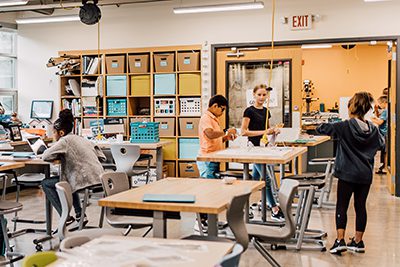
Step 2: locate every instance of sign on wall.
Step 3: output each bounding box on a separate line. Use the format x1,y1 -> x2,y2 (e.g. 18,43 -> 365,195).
289,15 -> 312,30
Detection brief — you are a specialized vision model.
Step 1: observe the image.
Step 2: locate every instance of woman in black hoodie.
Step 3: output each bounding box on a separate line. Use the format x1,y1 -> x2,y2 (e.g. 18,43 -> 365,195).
317,92 -> 384,254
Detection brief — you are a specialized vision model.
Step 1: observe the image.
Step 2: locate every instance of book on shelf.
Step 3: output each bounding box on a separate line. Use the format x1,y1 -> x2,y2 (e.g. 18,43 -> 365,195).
68,79 -> 81,96
73,119 -> 82,135
81,76 -> 103,97
62,99 -> 81,117
82,56 -> 101,75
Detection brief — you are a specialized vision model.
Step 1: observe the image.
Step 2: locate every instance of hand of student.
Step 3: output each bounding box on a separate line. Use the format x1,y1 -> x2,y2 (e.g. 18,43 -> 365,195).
226,128 -> 237,141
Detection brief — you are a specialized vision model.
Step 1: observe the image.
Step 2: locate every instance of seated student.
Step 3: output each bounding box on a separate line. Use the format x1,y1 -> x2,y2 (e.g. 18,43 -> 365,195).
41,109 -> 106,225
371,95 -> 388,174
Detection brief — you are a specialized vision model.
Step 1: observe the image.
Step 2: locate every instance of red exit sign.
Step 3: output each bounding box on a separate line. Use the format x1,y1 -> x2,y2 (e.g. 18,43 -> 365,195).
290,15 -> 312,30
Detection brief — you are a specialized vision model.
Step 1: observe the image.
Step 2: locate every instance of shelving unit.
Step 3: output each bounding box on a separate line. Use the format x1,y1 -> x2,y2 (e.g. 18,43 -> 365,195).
59,45 -> 202,177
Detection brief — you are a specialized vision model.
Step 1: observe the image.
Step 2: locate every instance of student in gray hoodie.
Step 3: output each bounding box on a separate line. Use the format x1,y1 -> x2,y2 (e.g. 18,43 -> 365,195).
317,92 -> 384,254
42,109 -> 106,225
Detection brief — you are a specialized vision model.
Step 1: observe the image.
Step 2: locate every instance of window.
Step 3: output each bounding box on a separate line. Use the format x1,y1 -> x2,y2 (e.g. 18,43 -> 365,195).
0,29 -> 17,114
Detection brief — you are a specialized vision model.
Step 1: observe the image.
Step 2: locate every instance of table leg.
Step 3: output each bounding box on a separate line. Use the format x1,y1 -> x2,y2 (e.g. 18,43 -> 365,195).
280,164 -> 285,180
261,164 -> 267,222
44,165 -> 52,236
153,211 -> 167,238
207,214 -> 218,237
294,157 -> 298,175
155,148 -> 163,180
243,163 -> 250,223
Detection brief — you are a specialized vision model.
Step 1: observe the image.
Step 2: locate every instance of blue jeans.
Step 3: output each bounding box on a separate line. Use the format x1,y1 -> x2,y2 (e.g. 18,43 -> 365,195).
197,161 -> 220,179
252,164 -> 277,208
41,176 -> 82,217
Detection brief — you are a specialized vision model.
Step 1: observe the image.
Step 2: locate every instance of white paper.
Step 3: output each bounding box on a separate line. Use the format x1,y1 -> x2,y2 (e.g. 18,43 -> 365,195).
216,147 -> 292,157
292,111 -> 301,128
339,96 -> 351,120
274,128 -> 301,143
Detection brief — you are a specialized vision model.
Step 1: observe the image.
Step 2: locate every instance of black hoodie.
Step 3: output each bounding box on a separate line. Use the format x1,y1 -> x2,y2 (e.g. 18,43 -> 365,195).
317,118 -> 385,185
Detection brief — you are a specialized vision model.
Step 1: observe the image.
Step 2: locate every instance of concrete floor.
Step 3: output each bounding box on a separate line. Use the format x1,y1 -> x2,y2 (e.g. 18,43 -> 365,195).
2,171 -> 399,267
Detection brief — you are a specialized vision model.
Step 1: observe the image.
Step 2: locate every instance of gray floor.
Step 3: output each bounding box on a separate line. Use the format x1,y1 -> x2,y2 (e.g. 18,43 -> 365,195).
2,171 -> 400,267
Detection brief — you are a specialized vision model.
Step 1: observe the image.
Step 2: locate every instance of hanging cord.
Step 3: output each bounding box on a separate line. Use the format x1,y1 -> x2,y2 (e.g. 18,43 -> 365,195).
95,21 -> 103,140
261,0 -> 276,145
59,0 -> 78,10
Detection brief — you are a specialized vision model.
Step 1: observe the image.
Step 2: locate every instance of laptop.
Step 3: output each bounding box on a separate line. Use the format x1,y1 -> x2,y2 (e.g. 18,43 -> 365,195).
142,194 -> 196,203
26,137 -> 47,155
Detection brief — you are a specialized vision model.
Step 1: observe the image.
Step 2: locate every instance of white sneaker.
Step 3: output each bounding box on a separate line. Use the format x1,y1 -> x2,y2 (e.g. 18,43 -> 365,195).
193,220 -> 208,233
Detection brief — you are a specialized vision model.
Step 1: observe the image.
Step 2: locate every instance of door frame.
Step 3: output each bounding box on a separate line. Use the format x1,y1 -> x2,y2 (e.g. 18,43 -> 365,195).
211,36 -> 400,197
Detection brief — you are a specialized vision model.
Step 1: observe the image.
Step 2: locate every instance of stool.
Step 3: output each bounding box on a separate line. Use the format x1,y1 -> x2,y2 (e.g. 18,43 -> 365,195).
309,158 -> 335,208
219,171 -> 251,179
76,183 -> 104,231
0,200 -> 25,265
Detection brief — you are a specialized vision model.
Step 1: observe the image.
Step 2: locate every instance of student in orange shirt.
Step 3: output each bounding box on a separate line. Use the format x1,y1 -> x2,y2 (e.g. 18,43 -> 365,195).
197,95 -> 237,178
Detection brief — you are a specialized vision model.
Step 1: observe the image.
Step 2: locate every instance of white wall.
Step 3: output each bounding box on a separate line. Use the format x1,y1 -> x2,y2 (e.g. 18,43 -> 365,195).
9,0 -> 400,121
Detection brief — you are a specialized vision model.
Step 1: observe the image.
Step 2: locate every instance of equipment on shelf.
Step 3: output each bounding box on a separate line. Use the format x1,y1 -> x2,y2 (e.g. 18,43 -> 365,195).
80,0 -> 102,25
302,80 -> 319,113
47,54 -> 80,76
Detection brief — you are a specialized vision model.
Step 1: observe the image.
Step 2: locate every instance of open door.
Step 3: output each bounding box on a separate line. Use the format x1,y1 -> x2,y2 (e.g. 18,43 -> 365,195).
388,44 -> 396,194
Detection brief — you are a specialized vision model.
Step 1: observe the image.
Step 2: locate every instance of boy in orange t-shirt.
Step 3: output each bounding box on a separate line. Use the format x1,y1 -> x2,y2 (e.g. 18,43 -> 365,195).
197,95 -> 237,178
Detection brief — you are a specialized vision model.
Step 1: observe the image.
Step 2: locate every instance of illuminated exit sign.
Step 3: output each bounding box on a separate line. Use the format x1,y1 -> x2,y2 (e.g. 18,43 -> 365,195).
290,15 -> 312,30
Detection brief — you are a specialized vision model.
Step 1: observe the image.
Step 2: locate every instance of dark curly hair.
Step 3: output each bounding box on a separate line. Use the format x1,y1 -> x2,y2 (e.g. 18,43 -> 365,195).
53,109 -> 74,135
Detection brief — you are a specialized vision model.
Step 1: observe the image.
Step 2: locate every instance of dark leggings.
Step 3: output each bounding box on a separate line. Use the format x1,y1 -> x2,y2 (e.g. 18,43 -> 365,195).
336,179 -> 371,232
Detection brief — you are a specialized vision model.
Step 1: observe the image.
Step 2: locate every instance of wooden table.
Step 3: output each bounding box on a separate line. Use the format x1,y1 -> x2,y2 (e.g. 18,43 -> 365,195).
50,235 -> 234,267
99,177 -> 264,238
277,135 -> 330,147
0,161 -> 25,172
197,147 -> 307,222
95,140 -> 172,180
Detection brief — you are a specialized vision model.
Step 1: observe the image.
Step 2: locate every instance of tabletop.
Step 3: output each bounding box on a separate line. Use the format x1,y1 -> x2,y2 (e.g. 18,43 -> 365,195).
277,135 -> 330,147
94,140 -> 172,149
0,161 -> 25,172
98,177 -> 264,214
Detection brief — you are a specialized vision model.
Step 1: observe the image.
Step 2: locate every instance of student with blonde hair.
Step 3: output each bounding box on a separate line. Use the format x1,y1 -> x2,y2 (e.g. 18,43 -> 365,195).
317,92 -> 384,254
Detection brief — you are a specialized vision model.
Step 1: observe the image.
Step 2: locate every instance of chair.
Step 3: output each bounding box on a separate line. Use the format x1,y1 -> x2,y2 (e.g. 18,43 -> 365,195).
100,148 -> 117,171
246,179 -> 299,267
100,172 -> 153,236
308,157 -> 336,207
55,181 -> 124,242
110,144 -> 152,186
22,251 -> 57,267
0,200 -> 25,266
217,243 -> 244,267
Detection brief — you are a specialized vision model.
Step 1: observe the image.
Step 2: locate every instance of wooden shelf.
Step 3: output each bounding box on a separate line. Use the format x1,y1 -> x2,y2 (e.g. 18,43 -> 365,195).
177,158 -> 197,161
179,136 -> 199,138
153,95 -> 177,97
105,95 -> 128,98
128,115 -> 150,118
105,73 -> 127,76
61,96 -> 81,99
61,75 -> 81,78
128,95 -> 151,98
82,74 -> 101,77
153,72 -> 176,75
177,70 -> 201,74
128,73 -> 151,75
178,94 -> 202,97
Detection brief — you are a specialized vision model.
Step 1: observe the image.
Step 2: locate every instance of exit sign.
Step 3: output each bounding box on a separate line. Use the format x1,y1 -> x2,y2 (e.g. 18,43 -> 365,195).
290,15 -> 312,30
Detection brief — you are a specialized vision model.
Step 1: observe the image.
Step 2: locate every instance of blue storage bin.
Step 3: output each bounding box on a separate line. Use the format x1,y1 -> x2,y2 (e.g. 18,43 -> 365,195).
106,76 -> 127,96
179,138 -> 200,159
107,98 -> 127,116
154,74 -> 175,95
130,122 -> 160,143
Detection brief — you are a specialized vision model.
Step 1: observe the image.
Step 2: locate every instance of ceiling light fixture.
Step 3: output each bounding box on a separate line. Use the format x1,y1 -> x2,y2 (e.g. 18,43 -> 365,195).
173,1 -> 264,14
301,44 -> 333,49
16,15 -> 80,24
364,0 -> 391,2
0,0 -> 28,7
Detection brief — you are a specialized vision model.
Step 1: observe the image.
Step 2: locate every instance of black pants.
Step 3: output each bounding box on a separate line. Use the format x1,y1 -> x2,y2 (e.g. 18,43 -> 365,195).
336,179 -> 371,232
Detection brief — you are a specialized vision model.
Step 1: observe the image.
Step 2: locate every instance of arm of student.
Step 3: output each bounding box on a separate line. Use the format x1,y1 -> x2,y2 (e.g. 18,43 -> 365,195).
204,128 -> 225,140
240,117 -> 266,137
42,139 -> 66,162
316,123 -> 339,137
94,145 -> 107,162
371,117 -> 384,126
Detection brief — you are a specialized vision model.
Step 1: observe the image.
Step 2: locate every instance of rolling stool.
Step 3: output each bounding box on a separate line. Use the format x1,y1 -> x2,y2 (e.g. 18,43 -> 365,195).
278,173 -> 327,251
0,200 -> 25,265
308,158 -> 336,208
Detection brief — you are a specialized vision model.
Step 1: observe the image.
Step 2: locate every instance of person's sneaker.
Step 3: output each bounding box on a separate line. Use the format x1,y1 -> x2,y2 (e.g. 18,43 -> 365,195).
347,237 -> 365,253
330,239 -> 347,254
271,207 -> 285,222
193,220 -> 208,233
66,216 -> 75,226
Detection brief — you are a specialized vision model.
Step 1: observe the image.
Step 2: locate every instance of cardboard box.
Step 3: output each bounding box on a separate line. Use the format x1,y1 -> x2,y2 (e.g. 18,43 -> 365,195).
179,162 -> 200,178
179,73 -> 201,95
154,53 -> 175,72
161,138 -> 176,160
164,161 -> 176,177
130,75 -> 150,96
135,149 -> 157,167
177,52 -> 200,71
128,54 -> 149,73
106,55 -> 125,74
179,117 -> 199,137
155,118 -> 175,136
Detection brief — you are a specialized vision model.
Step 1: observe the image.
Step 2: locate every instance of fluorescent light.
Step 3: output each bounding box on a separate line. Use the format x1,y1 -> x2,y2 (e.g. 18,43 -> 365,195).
364,0 -> 391,2
173,1 -> 264,14
0,0 -> 28,7
16,15 -> 80,24
301,44 -> 333,49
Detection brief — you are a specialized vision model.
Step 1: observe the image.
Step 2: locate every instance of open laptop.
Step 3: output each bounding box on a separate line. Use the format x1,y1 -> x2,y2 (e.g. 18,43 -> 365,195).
26,137 -> 47,155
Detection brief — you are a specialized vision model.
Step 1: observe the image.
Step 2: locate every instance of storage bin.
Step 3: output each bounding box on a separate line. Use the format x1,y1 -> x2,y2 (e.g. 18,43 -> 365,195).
177,52 -> 200,71
131,168 -> 156,186
180,97 -> 201,116
128,54 -> 149,73
179,162 -> 200,178
107,98 -> 127,116
106,76 -> 127,96
106,55 -> 125,74
179,117 -> 199,137
130,122 -> 160,143
179,138 -> 200,159
130,75 -> 150,96
154,74 -> 176,95
154,98 -> 176,116
155,118 -> 175,136
161,138 -> 176,160
179,74 -> 201,95
154,53 -> 175,72
164,161 -> 176,177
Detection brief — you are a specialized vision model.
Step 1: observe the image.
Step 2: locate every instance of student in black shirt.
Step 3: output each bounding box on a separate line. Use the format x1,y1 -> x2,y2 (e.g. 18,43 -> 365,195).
318,92 -> 384,254
241,84 -> 283,222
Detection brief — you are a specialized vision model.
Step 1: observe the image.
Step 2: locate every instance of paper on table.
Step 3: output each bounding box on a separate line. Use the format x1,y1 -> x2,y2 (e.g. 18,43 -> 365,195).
216,147 -> 292,157
274,128 -> 301,143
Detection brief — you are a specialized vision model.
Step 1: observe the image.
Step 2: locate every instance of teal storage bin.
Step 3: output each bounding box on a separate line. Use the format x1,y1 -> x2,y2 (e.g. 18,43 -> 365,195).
107,98 -> 127,116
179,138 -> 200,159
107,76 -> 127,96
154,74 -> 175,95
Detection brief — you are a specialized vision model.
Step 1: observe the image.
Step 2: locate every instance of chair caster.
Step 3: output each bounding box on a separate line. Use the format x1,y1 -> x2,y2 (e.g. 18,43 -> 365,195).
35,244 -> 43,251
271,244 -> 286,250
